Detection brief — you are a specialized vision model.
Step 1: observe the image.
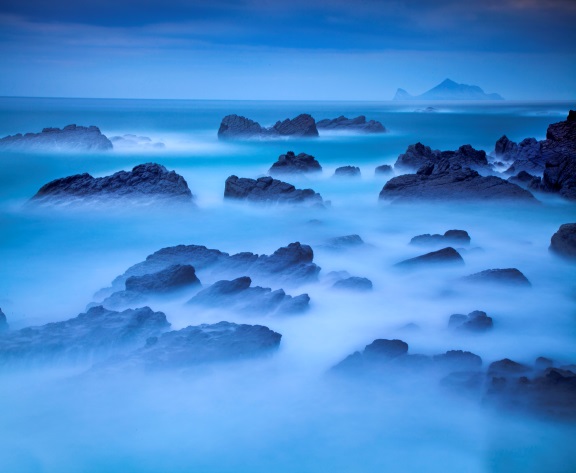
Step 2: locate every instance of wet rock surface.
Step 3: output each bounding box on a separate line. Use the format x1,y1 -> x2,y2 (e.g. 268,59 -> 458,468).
224,175 -> 324,205
394,143 -> 490,172
0,124 -> 113,151
268,151 -> 322,175
549,223 -> 576,260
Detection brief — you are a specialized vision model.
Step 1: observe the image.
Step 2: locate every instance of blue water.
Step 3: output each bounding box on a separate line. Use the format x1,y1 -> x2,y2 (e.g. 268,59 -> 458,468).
0,98 -> 575,473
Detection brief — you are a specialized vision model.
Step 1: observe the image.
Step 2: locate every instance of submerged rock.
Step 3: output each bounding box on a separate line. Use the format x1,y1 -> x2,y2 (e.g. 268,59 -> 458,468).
549,223 -> 576,260
0,308 -> 7,332
268,151 -> 322,175
395,247 -> 464,268
410,230 -> 470,247
110,134 -> 165,150
460,268 -> 531,287
218,114 -> 318,139
224,175 -> 323,205
381,160 -> 537,203
433,350 -> 483,371
0,306 -> 170,367
316,115 -> 386,133
0,124 -> 112,151
187,276 -> 309,315
448,310 -> 493,332
333,166 -> 361,178
375,164 -> 393,176
332,277 -> 373,292
30,163 -> 194,207
103,321 -> 282,371
321,234 -> 365,251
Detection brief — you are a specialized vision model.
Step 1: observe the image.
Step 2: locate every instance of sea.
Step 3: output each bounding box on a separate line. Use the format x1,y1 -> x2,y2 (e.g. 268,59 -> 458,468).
0,97 -> 575,472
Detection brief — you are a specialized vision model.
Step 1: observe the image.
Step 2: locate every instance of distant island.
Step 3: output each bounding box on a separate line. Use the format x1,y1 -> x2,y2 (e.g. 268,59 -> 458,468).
393,79 -> 504,101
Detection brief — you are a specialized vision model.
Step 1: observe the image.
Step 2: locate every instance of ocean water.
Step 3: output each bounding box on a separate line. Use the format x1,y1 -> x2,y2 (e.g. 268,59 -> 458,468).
0,97 -> 575,473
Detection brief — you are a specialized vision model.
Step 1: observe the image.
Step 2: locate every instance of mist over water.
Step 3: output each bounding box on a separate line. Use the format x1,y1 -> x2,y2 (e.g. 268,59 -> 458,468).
0,98 -> 575,472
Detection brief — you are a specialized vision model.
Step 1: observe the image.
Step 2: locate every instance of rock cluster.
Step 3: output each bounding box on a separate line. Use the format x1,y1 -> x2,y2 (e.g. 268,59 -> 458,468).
448,310 -> 493,332
218,114 -> 318,139
224,175 -> 323,205
268,151 -> 322,175
394,143 -> 490,173
0,124 -> 113,151
410,230 -> 470,247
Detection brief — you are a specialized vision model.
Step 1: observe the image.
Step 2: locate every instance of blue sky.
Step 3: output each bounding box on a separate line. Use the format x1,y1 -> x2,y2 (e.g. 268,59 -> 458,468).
0,0 -> 575,99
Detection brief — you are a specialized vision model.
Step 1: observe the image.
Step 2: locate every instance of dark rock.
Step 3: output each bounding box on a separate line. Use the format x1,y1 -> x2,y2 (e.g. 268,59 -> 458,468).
271,114 -> 319,137
508,171 -> 542,190
102,321 -> 282,371
316,115 -> 386,133
224,175 -> 323,205
395,247 -> 464,268
30,163 -> 194,207
334,166 -> 361,178
504,138 -> 545,175
433,350 -> 483,371
460,268 -> 531,287
125,264 -> 200,294
187,276 -> 309,316
364,339 -> 408,360
488,358 -> 531,376
322,234 -> 365,250
493,135 -> 518,161
381,159 -> 537,203
0,124 -> 113,151
217,114 -> 318,139
410,229 -> 470,247
394,142 -> 440,172
0,308 -> 7,332
0,306 -> 170,367
269,151 -> 322,175
549,223 -> 576,260
332,277 -> 373,292
394,143 -> 489,173
448,310 -> 493,332
375,164 -> 393,176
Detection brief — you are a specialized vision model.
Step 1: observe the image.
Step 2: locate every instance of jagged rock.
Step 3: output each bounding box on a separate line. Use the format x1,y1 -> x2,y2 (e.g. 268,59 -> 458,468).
110,134 -> 165,150
508,171 -> 542,190
332,277 -> 373,292
217,114 -> 318,139
460,268 -> 531,287
268,151 -> 322,175
101,322 -> 282,371
334,166 -> 361,177
375,164 -> 393,176
394,143 -> 489,172
410,229 -> 470,246
381,160 -> 537,203
549,223 -> 576,260
504,138 -> 545,175
395,247 -> 464,268
394,142 -> 440,172
97,242 -> 321,298
0,306 -> 170,367
187,276 -> 309,315
224,175 -> 323,205
321,234 -> 365,250
0,308 -> 7,332
0,124 -> 112,151
433,350 -> 483,370
448,310 -> 493,332
493,135 -> 518,161
316,115 -> 386,133
30,163 -> 194,207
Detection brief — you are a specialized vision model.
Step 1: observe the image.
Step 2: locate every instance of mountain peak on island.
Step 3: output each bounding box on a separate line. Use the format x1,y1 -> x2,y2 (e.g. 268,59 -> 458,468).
393,79 -> 504,101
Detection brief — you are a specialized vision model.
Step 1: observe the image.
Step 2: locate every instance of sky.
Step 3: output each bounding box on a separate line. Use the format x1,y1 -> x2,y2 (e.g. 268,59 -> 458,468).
0,0 -> 575,100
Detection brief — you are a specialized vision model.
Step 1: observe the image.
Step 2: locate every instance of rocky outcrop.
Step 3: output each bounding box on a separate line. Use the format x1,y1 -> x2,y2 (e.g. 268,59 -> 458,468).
460,268 -> 531,287
394,143 -> 490,173
0,306 -> 170,367
316,116 -> 386,133
375,164 -> 393,176
218,114 -> 318,139
0,308 -> 7,332
30,163 -> 194,207
187,276 -> 309,315
380,160 -> 537,203
224,175 -> 323,205
502,138 -> 545,175
268,151 -> 322,175
448,310 -> 493,332
507,171 -> 542,191
549,223 -> 576,260
97,265 -> 201,310
97,242 -> 321,298
0,124 -> 113,151
332,277 -> 373,292
410,230 -> 470,247
100,321 -> 282,371
333,166 -> 361,178
395,247 -> 464,268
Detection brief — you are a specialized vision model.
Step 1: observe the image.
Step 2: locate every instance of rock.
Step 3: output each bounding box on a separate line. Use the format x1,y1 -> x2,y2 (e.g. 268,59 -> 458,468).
316,115 -> 386,133
460,268 -> 531,287
217,114 -> 318,139
269,151 -> 322,175
98,242 -> 321,297
224,175 -> 323,206
0,308 -> 7,332
187,276 -> 309,315
110,134 -> 165,150
493,135 -> 518,161
394,142 -> 440,172
504,138 -> 545,175
0,306 -> 170,367
410,229 -> 470,247
332,277 -> 373,292
375,164 -> 393,176
488,358 -> 530,376
0,124 -> 113,151
508,171 -> 542,190
30,163 -> 194,207
363,339 -> 408,360
381,159 -> 537,203
549,223 -> 576,260
535,356 -> 554,370
322,234 -> 365,250
334,166 -> 361,177
331,338 -> 409,374
394,143 -> 489,173
433,350 -> 483,370
101,321 -> 282,371
448,310 -> 493,332
395,247 -> 464,268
